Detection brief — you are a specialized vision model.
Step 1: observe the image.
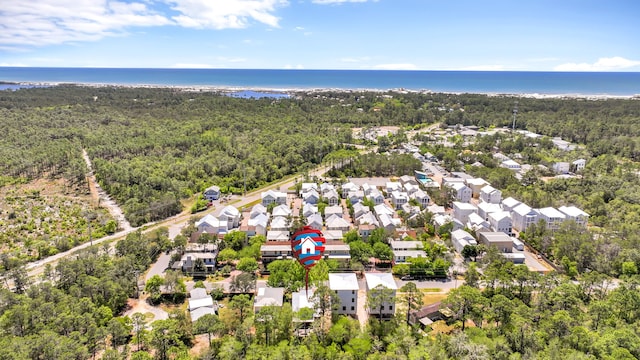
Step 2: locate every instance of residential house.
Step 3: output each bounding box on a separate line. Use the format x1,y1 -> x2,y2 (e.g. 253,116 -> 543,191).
374,203 -> 395,218
401,204 -> 421,222
356,212 -> 379,227
306,213 -> 323,231
480,185 -> 502,204
367,189 -> 385,205
450,172 -> 475,181
537,207 -> 567,231
403,183 -> 420,196
218,205 -> 240,229
358,224 -> 377,240
466,178 -> 490,198
390,240 -> 423,251
361,183 -> 376,196
572,159 -> 587,172
348,190 -> 365,205
501,197 -> 522,213
551,137 -> 576,151
488,211 -> 513,236
254,286 -> 285,312
189,288 -> 217,322
260,242 -> 291,262
365,273 -> 398,317
250,204 -> 268,219
378,213 -> 398,233
440,177 -> 465,188
292,288 -> 319,326
447,182 -> 472,203
558,205 -> 589,228
386,181 -> 403,194
500,159 -> 522,171
262,190 -> 287,206
352,202 -> 370,219
195,214 -> 224,234
426,204 -> 446,216
323,230 -> 344,242
511,204 -> 538,232
552,162 -> 570,175
400,175 -> 419,187
180,244 -> 217,273
452,201 -> 478,224
324,205 -> 343,219
320,182 -> 335,195
466,212 -> 489,232
203,185 -> 221,201
325,189 -> 341,206
390,240 -> 426,263
329,273 -> 359,316
324,242 -> 351,263
270,216 -> 289,231
477,201 -> 502,221
326,215 -> 351,232
272,204 -> 292,218
433,214 -> 455,232
247,213 -> 269,236
391,190 -> 409,210
411,189 -> 430,208
302,189 -> 320,205
266,230 -> 290,242
300,183 -> 319,194
451,229 -> 477,253
341,182 -> 359,198
478,232 -> 513,253
302,203 -> 318,218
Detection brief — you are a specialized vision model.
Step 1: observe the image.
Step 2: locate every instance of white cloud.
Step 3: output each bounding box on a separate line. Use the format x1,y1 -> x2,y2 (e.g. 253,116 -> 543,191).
167,0 -> 288,29
553,57 -> 640,71
0,1 -> 172,47
312,0 -> 370,4
0,0 -> 288,49
373,63 -> 418,70
284,64 -> 304,69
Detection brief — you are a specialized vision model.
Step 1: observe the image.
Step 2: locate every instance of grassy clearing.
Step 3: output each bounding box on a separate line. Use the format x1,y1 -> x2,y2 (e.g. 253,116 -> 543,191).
422,293 -> 448,305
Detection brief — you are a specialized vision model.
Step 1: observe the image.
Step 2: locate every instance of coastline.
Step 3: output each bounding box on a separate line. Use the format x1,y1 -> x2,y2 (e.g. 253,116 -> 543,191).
7,80 -> 639,100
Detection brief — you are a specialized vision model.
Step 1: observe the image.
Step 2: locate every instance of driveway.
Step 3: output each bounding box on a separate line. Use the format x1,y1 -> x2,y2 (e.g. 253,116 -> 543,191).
123,297 -> 169,324
145,252 -> 172,281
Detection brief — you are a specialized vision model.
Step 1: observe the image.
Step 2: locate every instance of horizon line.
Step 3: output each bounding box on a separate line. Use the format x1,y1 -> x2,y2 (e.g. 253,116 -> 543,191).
1,66 -> 640,73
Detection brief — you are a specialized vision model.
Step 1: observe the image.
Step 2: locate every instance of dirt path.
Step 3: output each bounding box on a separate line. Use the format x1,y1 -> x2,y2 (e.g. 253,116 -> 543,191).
123,296 -> 169,324
82,149 -> 132,231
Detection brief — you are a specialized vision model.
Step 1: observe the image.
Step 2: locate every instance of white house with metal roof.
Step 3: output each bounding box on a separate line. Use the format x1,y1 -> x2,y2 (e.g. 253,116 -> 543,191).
558,205 -> 589,228
365,273 -> 398,317
329,273 -> 360,316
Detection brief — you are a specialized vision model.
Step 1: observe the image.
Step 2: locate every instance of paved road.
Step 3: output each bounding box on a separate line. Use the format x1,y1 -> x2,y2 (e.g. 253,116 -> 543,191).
145,253 -> 172,282
22,163 -> 334,281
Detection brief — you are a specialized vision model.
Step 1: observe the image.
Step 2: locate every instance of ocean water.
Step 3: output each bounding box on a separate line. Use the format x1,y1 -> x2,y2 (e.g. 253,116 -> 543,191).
1,67 -> 639,96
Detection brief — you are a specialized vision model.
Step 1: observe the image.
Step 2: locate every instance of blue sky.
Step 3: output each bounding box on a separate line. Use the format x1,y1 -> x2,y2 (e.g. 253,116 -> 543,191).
1,0 -> 639,71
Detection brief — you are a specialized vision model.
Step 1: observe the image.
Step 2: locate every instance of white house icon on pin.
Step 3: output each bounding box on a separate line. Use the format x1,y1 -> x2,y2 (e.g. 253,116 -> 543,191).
301,236 -> 316,255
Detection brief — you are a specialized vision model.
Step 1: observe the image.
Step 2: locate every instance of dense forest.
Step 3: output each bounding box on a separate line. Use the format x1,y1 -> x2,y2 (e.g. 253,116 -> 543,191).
1,86 -> 639,227
1,86 -> 640,359
3,235 -> 640,359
